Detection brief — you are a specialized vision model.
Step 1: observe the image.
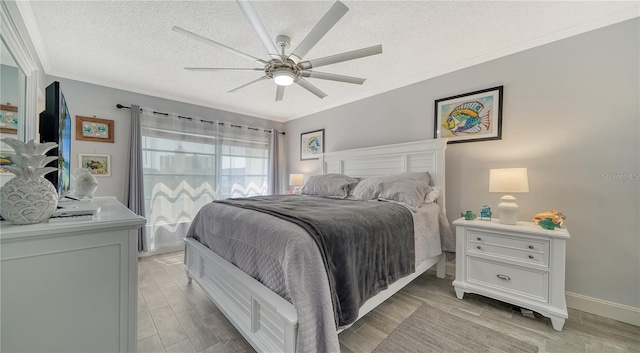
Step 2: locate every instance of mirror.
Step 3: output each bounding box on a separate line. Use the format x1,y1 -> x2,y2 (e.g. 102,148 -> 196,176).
1,1 -> 42,144
1,1 -> 43,184
1,37 -> 27,141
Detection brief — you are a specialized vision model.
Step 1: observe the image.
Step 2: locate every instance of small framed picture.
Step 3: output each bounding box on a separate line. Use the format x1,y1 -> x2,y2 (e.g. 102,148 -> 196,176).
76,116 -> 114,143
79,154 -> 111,176
0,150 -> 15,174
434,86 -> 503,143
0,104 -> 19,135
301,129 -> 324,160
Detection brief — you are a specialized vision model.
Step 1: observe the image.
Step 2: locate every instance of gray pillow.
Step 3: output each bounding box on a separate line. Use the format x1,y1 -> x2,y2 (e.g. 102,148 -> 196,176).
301,173 -> 360,198
352,173 -> 431,200
403,172 -> 431,185
377,180 -> 432,208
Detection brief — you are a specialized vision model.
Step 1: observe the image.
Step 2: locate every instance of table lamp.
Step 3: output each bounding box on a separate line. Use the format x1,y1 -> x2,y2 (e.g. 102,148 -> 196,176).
289,174 -> 304,194
489,168 -> 529,225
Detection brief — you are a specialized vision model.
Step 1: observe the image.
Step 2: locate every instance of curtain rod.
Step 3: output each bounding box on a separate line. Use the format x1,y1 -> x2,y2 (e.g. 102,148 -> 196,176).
116,104 -> 285,135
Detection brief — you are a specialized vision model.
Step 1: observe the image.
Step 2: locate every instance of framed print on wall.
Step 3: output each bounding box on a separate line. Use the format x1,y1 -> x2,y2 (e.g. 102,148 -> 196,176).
434,86 -> 503,143
0,104 -> 19,134
76,115 -> 114,143
79,153 -> 111,176
300,129 -> 324,160
0,150 -> 15,174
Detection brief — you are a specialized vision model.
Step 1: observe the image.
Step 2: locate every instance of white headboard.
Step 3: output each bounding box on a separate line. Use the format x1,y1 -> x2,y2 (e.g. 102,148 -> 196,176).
321,139 -> 447,211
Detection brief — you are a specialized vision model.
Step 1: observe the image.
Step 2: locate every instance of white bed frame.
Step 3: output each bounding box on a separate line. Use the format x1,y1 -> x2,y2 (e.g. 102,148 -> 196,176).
184,139 -> 447,353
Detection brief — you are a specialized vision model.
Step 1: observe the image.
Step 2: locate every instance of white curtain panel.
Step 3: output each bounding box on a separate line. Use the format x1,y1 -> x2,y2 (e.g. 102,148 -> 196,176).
139,108 -> 273,255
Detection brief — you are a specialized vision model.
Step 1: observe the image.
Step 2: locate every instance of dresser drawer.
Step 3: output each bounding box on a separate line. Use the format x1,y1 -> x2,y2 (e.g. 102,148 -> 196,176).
467,230 -> 549,266
467,257 -> 549,303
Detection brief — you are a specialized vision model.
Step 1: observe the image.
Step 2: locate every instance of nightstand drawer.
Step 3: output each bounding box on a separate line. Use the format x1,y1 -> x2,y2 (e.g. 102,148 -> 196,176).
468,240 -> 548,266
467,230 -> 549,266
467,257 -> 549,303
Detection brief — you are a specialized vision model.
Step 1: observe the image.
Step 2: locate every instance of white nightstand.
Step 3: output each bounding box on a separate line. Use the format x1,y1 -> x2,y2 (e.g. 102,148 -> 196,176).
452,218 -> 570,331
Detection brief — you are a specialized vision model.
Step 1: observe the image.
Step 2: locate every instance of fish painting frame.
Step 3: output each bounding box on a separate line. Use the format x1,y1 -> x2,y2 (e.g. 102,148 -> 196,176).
76,115 -> 114,143
0,148 -> 16,174
434,86 -> 503,143
79,153 -> 111,177
301,129 -> 324,160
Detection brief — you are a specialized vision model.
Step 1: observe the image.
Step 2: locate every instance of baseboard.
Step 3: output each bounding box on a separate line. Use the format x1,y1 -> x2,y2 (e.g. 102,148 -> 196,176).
565,291 -> 640,326
444,263 -> 639,326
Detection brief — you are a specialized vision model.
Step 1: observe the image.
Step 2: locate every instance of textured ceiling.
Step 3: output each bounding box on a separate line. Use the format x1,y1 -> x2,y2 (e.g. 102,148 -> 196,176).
20,1 -> 638,122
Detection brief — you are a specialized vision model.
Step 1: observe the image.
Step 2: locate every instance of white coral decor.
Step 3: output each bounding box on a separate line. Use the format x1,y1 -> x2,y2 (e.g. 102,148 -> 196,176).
0,138 -> 59,224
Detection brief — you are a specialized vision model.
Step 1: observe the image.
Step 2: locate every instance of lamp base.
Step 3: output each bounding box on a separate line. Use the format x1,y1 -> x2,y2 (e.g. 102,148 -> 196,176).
292,186 -> 301,194
498,194 -> 519,225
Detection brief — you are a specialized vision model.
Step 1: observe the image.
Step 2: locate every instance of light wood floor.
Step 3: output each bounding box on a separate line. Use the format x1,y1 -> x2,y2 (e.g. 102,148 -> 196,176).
138,251 -> 639,353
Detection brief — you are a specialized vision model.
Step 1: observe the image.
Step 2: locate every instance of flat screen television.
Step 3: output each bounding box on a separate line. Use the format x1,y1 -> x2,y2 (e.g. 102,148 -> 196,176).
39,81 -> 71,199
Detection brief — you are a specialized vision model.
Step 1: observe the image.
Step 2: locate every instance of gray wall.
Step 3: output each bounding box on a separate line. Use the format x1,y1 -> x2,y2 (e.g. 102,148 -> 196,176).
284,19 -> 640,309
46,76 -> 284,202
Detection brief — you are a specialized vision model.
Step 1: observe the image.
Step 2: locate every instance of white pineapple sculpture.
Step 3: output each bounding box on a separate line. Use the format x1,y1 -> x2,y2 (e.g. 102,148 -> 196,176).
0,138 -> 59,224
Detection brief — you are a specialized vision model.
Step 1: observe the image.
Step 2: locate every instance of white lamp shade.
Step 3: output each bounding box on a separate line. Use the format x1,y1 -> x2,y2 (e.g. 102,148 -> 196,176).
289,174 -> 304,186
489,168 -> 529,193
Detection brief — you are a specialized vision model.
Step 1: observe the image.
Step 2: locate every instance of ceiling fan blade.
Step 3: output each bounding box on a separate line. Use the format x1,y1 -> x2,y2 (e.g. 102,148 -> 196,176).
299,44 -> 382,70
295,78 -> 327,99
228,76 -> 269,93
276,85 -> 285,101
289,1 -> 349,64
301,71 -> 366,85
236,0 -> 282,61
185,68 -> 264,72
172,26 -> 267,65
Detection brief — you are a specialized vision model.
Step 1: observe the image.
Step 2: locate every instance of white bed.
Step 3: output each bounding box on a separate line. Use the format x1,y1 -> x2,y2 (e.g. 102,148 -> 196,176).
183,139 -> 448,353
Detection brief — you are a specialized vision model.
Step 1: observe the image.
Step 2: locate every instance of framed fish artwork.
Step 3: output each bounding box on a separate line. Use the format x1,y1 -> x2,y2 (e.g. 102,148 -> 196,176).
301,129 -> 324,160
434,86 -> 503,143
0,150 -> 15,174
76,115 -> 114,143
79,153 -> 111,176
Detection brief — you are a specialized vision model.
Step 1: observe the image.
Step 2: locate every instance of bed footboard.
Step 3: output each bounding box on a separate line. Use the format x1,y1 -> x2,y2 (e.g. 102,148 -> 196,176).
184,238 -> 298,353
184,240 -> 445,353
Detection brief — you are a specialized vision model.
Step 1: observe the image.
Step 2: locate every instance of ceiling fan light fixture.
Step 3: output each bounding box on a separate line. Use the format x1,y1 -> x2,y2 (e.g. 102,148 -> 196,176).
273,68 -> 294,86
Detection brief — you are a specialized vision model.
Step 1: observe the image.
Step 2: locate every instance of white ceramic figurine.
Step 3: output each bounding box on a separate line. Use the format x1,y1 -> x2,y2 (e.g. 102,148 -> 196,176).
74,168 -> 98,199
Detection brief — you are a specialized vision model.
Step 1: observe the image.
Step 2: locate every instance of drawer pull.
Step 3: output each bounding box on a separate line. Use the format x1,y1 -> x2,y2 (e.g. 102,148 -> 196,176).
477,246 -> 482,250
528,255 -> 535,259
496,274 -> 511,281
477,237 -> 482,241
528,245 -> 534,249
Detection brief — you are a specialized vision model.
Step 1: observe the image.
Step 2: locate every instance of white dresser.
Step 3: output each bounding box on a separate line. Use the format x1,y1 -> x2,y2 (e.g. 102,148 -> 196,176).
452,218 -> 570,331
1,197 -> 145,352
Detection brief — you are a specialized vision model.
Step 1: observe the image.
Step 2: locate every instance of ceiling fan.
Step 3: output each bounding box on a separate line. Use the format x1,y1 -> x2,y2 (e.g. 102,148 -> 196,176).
172,0 -> 382,101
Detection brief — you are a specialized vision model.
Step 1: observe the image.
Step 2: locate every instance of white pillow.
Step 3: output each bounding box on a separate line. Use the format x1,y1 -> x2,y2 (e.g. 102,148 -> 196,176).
424,186 -> 441,204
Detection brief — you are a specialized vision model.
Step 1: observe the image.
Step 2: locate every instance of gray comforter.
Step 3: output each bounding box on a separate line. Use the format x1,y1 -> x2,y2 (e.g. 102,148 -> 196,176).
215,195 -> 415,327
187,195 -> 453,353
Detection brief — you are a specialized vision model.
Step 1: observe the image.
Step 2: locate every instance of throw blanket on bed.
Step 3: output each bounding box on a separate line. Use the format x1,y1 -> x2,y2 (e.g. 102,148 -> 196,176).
215,195 -> 415,327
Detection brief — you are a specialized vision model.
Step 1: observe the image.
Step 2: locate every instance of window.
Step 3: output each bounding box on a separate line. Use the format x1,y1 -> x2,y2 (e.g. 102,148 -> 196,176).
140,115 -> 272,254
219,140 -> 269,199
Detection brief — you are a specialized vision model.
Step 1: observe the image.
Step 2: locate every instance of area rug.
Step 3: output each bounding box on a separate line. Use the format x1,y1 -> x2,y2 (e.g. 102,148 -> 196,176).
372,304 -> 538,353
